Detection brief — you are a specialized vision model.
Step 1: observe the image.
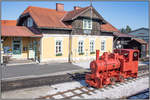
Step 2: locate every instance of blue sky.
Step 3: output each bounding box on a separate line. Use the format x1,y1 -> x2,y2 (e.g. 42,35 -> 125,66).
1,1 -> 149,30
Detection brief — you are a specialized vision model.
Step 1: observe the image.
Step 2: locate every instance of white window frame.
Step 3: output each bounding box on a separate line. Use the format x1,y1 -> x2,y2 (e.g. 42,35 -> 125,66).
101,39 -> 106,52
78,40 -> 84,54
55,40 -> 62,55
27,17 -> 33,27
83,19 -> 92,30
90,40 -> 95,53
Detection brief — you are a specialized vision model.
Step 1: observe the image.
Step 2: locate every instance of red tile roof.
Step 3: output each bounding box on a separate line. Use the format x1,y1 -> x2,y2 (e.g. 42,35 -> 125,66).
101,21 -> 135,37
101,22 -> 120,32
62,6 -> 90,21
3,6 -> 133,38
1,20 -> 17,26
21,6 -> 71,29
2,26 -> 42,37
133,38 -> 147,44
20,6 -> 106,29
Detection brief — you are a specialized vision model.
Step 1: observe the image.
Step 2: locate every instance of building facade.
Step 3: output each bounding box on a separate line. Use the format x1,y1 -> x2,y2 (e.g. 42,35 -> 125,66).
128,27 -> 149,43
1,3 -> 114,63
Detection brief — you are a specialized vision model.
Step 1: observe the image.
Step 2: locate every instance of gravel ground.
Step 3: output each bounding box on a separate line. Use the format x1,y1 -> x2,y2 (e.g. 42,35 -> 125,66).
2,76 -> 149,99
44,76 -> 149,99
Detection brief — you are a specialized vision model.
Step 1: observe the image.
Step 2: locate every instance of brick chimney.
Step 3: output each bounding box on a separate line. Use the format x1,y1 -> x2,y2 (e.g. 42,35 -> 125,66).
56,3 -> 64,11
74,6 -> 82,10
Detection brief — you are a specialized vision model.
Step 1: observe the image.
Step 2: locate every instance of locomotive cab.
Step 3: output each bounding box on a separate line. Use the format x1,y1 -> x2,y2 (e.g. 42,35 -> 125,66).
114,49 -> 139,73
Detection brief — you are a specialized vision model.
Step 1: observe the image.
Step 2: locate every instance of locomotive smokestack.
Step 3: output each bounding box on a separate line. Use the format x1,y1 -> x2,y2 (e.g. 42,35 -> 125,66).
96,50 -> 100,61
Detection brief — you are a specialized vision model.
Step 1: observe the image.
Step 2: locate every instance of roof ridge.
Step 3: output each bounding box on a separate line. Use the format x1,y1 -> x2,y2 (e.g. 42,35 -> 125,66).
68,6 -> 90,13
22,6 -> 67,15
71,6 -> 90,20
62,6 -> 90,21
129,27 -> 149,33
29,6 -> 67,13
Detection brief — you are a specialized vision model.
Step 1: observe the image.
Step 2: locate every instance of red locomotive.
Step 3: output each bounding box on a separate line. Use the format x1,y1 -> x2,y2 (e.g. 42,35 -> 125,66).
85,49 -> 139,88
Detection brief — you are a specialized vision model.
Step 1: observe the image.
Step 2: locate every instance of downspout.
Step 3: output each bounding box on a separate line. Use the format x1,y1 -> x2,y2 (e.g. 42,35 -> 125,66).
39,36 -> 43,63
69,28 -> 73,63
90,1 -> 93,35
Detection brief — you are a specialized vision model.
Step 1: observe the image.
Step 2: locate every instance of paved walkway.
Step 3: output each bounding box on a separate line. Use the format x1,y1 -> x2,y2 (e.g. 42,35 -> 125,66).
2,60 -> 148,80
2,63 -> 83,80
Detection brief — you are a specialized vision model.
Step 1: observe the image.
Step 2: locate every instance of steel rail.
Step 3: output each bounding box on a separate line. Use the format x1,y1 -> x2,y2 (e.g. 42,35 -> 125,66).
38,70 -> 149,99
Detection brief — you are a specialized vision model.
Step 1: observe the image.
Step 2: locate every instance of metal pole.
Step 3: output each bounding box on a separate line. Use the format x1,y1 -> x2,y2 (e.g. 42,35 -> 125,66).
69,28 -> 73,63
90,0 -> 93,34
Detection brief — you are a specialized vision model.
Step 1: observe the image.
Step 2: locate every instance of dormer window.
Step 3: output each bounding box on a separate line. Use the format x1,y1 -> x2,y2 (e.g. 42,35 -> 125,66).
83,19 -> 92,30
27,17 -> 33,27
83,19 -> 92,34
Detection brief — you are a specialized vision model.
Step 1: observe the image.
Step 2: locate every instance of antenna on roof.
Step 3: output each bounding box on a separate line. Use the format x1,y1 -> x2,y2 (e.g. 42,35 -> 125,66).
90,0 -> 93,28
90,0 -> 93,7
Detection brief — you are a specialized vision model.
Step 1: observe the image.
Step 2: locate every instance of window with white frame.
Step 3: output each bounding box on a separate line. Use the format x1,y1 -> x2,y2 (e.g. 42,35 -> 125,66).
56,40 -> 62,55
27,17 -> 33,27
90,40 -> 95,53
78,40 -> 84,54
101,40 -> 106,51
83,19 -> 92,29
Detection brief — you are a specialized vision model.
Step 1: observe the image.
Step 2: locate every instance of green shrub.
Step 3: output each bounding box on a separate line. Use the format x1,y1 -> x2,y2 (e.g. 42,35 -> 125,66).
56,53 -> 62,56
90,52 -> 95,54
79,53 -> 84,55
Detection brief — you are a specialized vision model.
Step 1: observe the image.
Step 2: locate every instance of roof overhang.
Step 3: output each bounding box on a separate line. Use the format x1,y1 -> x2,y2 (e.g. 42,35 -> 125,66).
38,27 -> 72,30
1,26 -> 42,37
132,38 -> 147,44
113,32 -> 135,38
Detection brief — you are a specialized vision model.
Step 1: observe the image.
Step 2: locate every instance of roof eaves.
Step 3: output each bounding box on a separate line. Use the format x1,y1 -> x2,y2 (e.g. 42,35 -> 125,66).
101,30 -> 115,33
38,27 -> 72,30
20,12 -> 30,18
61,12 -> 69,21
91,7 -> 106,24
60,12 -> 70,28
132,38 -> 147,44
62,11 -> 70,21
71,6 -> 90,20
113,32 -> 134,38
129,27 -> 149,33
31,35 -> 42,37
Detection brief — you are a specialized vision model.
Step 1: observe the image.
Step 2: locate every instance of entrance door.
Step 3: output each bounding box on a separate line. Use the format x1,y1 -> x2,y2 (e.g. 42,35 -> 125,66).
141,45 -> 146,57
13,38 -> 22,55
28,40 -> 38,61
28,42 -> 35,60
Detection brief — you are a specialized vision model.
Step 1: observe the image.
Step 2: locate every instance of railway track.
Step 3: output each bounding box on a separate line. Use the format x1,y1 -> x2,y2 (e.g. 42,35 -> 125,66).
38,69 -> 149,99
127,88 -> 149,99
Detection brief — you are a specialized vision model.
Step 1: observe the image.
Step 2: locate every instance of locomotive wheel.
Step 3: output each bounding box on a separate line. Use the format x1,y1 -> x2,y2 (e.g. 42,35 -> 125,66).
118,75 -> 124,82
110,77 -> 116,84
95,78 -> 103,88
132,73 -> 138,78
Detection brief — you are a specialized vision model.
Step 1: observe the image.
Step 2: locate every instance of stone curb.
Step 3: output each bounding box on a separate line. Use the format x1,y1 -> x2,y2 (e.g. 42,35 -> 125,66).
1,69 -> 89,92
5,62 -> 39,66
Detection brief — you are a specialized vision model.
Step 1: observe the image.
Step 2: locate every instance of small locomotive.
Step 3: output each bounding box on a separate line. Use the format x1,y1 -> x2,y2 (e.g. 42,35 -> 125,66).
86,49 -> 139,88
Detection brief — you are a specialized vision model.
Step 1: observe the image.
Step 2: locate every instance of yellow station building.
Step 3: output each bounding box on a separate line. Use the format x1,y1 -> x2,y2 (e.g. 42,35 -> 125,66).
1,3 -> 117,63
